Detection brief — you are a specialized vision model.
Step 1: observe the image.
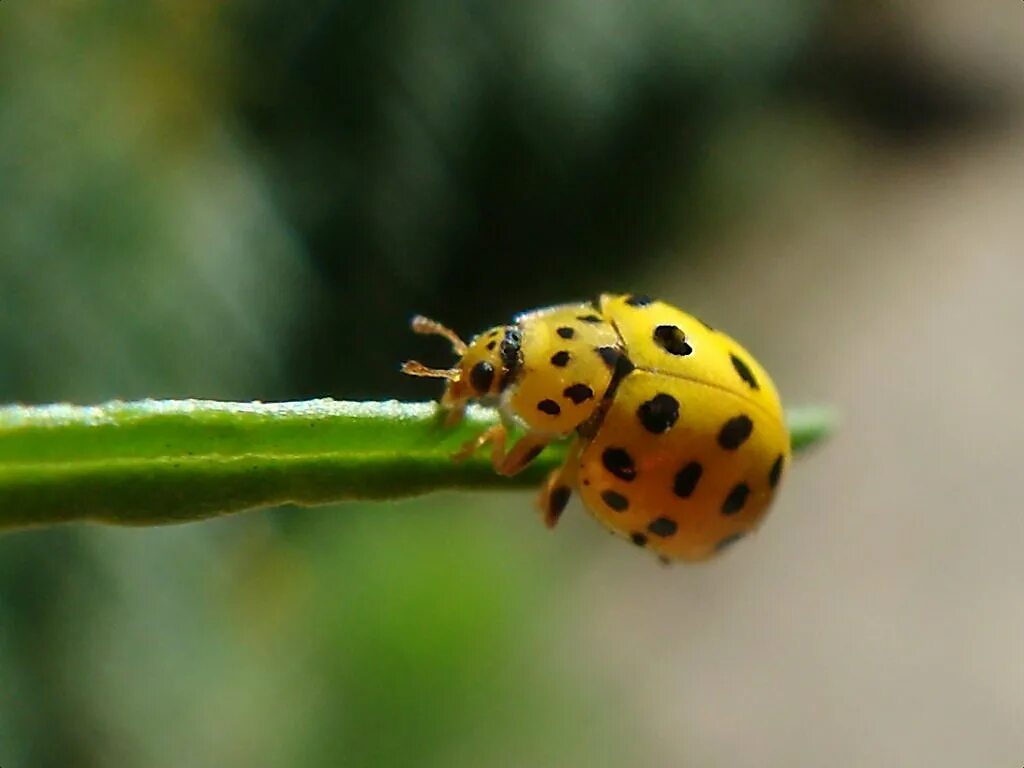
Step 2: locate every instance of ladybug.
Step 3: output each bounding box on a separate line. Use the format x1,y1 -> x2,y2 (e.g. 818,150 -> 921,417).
402,293 -> 789,561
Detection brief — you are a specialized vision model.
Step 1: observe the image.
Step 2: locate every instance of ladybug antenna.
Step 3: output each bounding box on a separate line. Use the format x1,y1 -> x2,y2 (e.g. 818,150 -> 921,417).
401,360 -> 458,380
409,315 -> 468,356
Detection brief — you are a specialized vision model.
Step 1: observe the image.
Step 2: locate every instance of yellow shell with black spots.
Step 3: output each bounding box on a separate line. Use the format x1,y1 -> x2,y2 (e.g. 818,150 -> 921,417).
576,294 -> 790,560
406,292 -> 790,563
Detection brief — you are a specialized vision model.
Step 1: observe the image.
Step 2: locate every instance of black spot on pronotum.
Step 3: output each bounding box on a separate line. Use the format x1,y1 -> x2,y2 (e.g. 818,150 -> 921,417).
718,415 -> 753,450
730,353 -> 759,390
637,393 -> 680,434
630,532 -> 648,547
652,325 -> 692,357
624,294 -> 653,307
769,455 -> 784,489
469,361 -> 494,392
577,314 -> 603,323
537,399 -> 561,416
715,532 -> 744,552
601,490 -> 629,511
549,486 -> 571,518
556,326 -> 575,339
550,350 -> 571,367
672,461 -> 703,498
563,383 -> 594,405
601,447 -> 636,481
721,483 -> 750,515
647,517 -> 678,537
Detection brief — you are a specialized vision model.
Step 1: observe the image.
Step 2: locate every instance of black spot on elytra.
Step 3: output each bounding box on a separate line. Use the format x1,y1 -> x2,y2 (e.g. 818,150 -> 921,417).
769,455 -> 784,489
563,383 -> 594,405
486,340 -> 496,351
715,532 -> 744,552
469,361 -> 494,392
591,347 -> 635,401
550,350 -> 571,367
647,517 -> 678,537
730,353 -> 759,390
624,294 -> 653,307
602,447 -> 636,481
611,355 -> 637,396
718,415 -> 753,450
556,326 -> 575,339
537,399 -> 561,416
577,314 -> 603,323
722,483 -> 750,515
653,325 -> 693,357
672,461 -> 703,498
637,393 -> 679,434
549,486 -> 571,518
601,490 -> 629,511
630,532 -> 648,547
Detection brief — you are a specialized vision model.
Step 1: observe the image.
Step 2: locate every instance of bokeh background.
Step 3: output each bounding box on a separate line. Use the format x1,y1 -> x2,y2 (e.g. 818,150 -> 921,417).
2,1 -> 1023,765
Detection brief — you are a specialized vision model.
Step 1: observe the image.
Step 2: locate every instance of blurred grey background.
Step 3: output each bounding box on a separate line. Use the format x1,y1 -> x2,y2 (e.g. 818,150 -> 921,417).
1,0 -> 1023,765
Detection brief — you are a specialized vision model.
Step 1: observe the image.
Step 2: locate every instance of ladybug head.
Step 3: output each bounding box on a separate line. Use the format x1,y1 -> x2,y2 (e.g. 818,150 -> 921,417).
402,315 -> 522,423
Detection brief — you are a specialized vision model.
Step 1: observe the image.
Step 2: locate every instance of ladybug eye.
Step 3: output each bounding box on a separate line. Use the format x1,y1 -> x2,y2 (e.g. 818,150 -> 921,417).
469,361 -> 495,392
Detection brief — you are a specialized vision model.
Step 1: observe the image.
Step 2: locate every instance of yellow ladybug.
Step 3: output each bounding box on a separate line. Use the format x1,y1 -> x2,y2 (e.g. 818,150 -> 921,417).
403,293 -> 790,561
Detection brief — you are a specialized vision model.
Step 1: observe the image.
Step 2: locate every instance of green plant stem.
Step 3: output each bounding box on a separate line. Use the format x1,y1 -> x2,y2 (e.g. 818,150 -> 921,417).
0,399 -> 836,531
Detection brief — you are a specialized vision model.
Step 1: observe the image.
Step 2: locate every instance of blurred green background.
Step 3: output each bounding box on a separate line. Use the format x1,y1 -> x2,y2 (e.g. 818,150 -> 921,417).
3,1 -> 1024,766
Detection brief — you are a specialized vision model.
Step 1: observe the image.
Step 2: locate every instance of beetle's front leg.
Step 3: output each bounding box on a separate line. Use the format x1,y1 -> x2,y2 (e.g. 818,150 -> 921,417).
453,416 -> 551,477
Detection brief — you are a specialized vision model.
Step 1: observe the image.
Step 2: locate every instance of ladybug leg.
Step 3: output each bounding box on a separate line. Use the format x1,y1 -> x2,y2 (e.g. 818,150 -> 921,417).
442,402 -> 466,427
496,433 -> 550,477
453,410 -> 515,463
452,420 -> 551,477
538,437 -> 582,528
452,424 -> 506,463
